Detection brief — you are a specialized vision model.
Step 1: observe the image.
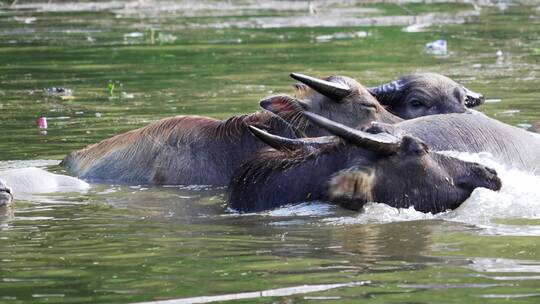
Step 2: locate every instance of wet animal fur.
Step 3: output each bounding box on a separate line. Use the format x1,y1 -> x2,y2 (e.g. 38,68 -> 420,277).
328,169 -> 375,204
63,112 -> 293,185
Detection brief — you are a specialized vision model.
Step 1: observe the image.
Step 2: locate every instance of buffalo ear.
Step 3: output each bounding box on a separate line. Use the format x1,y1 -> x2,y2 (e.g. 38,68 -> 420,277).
399,135 -> 429,156
260,95 -> 309,115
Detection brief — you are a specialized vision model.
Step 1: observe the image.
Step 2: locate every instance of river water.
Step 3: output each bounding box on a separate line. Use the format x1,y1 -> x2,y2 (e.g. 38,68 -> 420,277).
1,1 -> 540,303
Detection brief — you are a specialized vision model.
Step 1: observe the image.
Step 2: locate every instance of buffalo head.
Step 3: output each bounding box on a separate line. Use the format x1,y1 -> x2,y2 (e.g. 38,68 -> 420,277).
368,72 -> 485,119
229,112 -> 501,214
260,73 -> 400,137
0,179 -> 13,206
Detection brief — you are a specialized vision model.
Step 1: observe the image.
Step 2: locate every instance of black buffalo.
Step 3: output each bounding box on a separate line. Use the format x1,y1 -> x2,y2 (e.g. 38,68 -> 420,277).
368,72 -> 484,119
228,113 -> 502,213
229,105 -> 540,212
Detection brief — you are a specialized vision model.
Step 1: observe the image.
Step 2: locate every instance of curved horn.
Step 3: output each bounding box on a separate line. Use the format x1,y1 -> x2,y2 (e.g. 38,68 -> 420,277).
248,126 -> 335,152
367,80 -> 404,102
301,111 -> 401,155
464,87 -> 485,108
290,73 -> 351,101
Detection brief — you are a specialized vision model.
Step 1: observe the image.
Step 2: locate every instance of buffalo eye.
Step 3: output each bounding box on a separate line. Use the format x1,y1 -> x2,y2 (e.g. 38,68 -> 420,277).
409,99 -> 425,108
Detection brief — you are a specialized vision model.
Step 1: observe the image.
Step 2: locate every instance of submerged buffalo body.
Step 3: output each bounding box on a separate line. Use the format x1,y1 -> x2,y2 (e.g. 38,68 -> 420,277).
368,72 -> 485,119
228,111 -> 539,213
390,112 -> 540,171
63,113 -> 294,185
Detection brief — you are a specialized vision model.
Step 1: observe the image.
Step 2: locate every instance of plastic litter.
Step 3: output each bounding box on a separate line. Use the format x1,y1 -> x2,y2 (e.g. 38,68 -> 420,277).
124,32 -> 143,38
425,39 -> 447,55
315,31 -> 369,43
43,87 -> 72,97
36,116 -> 47,129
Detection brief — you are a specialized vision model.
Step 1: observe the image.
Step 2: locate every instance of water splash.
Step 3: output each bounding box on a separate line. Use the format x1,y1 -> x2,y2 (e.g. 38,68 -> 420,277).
267,152 -> 540,235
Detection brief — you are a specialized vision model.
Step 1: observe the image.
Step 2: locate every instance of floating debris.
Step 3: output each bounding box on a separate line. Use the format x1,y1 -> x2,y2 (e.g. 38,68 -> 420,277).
517,123 -> 532,129
124,32 -> 144,38
425,39 -> 448,56
47,116 -> 70,120
108,80 -> 123,98
43,87 -> 73,98
485,99 -> 502,103
500,109 -> 520,115
207,38 -> 242,44
36,116 -> 47,129
402,23 -> 431,33
14,16 -> 37,24
95,112 -> 102,118
315,31 -> 370,43
156,33 -> 177,44
121,92 -> 135,99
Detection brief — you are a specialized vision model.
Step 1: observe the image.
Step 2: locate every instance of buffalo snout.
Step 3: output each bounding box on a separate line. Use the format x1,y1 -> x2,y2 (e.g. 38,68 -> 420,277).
458,163 -> 502,192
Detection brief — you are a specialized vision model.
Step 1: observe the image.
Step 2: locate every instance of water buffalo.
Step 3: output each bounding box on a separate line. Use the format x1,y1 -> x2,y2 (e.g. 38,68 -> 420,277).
62,73 -> 402,185
270,89 -> 540,173
368,72 -> 484,119
262,73 -> 485,136
228,117 -> 502,213
63,72 -> 481,186
228,105 -> 540,213
374,112 -> 540,172
0,179 -> 13,206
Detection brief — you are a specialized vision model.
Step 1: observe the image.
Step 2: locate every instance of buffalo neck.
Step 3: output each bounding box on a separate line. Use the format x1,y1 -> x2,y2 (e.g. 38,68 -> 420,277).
228,143 -> 375,212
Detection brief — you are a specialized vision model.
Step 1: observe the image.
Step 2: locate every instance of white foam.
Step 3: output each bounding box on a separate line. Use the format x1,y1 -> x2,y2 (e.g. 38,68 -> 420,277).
441,151 -> 540,223
265,152 -> 540,235
324,203 -> 441,226
266,202 -> 335,217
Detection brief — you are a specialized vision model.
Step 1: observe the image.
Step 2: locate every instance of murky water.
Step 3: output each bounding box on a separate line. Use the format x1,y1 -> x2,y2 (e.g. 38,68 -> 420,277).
1,1 -> 540,303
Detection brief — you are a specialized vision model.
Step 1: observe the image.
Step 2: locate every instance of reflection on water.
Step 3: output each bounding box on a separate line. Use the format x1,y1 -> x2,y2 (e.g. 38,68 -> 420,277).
0,1 -> 540,303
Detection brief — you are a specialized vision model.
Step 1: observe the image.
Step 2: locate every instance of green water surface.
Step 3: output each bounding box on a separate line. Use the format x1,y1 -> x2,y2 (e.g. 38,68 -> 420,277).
1,1 -> 540,303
